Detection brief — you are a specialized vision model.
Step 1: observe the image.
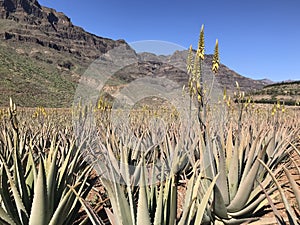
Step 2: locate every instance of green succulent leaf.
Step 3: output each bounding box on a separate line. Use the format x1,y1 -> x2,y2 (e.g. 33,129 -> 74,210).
29,158 -> 47,225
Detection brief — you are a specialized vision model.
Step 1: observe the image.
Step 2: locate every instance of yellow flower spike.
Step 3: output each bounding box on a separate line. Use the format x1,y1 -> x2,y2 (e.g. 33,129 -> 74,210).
197,24 -> 205,60
193,87 -> 197,95
187,45 -> 194,74
227,100 -> 230,107
196,80 -> 201,91
276,100 -> 280,109
212,39 -> 220,74
227,96 -> 231,107
193,53 -> 200,78
197,94 -> 202,102
223,88 -> 227,100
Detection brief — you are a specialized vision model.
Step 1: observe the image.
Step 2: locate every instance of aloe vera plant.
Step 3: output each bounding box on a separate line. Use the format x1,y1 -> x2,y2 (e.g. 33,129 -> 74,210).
0,99 -> 93,225
184,26 -> 300,224
74,26 -> 300,225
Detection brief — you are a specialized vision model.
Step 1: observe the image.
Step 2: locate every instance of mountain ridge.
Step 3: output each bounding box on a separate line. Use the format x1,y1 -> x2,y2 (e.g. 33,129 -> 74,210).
0,0 -> 280,107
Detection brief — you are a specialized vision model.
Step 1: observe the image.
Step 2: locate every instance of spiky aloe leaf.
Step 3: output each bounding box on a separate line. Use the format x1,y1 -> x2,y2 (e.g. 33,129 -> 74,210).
58,140 -> 76,186
258,159 -> 298,225
63,166 -> 93,225
194,174 -> 219,224
162,175 -> 177,225
101,176 -> 134,225
178,168 -> 196,225
215,137 -> 229,205
179,166 -> 207,225
13,140 -> 31,212
46,141 -> 59,216
225,123 -> 233,168
283,166 -> 300,208
0,206 -> 17,225
0,164 -> 19,223
28,158 -> 47,225
153,169 -> 165,225
25,147 -> 37,196
48,188 -> 73,225
70,186 -> 105,225
105,208 -> 119,225
239,129 -> 265,184
227,141 -> 268,213
227,143 -> 239,202
213,184 -> 229,219
258,181 -> 285,224
121,144 -> 136,225
137,155 -> 151,225
0,154 -> 28,223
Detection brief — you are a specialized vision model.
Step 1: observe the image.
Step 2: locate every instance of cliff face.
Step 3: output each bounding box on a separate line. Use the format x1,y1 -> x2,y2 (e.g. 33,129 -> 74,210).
0,0 -> 126,60
0,0 -> 43,18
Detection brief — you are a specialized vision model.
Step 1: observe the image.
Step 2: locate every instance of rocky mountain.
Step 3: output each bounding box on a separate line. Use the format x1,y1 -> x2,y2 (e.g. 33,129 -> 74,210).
0,0 -> 271,107
0,0 -> 126,58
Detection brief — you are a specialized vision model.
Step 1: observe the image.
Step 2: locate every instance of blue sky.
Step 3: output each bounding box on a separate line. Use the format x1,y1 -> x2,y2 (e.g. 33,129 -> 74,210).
38,0 -> 300,82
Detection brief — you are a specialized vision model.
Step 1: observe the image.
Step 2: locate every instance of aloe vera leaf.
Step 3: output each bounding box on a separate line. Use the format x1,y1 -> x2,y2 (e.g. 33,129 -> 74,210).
0,165 -> 22,225
25,147 -> 37,194
114,181 -> 134,225
0,154 -> 28,221
0,206 -> 17,225
227,140 -> 268,213
225,123 -> 233,168
70,186 -> 105,225
64,166 -> 93,225
168,176 -> 177,225
121,144 -> 137,225
67,140 -> 86,177
200,133 -> 214,179
132,134 -> 145,161
46,142 -> 59,216
13,143 -> 31,213
189,169 -> 204,220
258,181 -> 285,224
228,186 -> 278,218
101,179 -> 123,225
105,208 -> 119,225
154,168 -> 165,225
29,159 -> 47,225
194,174 -> 219,225
163,178 -> 171,225
137,155 -> 151,225
178,167 -> 196,225
247,167 -> 277,203
48,188 -> 73,225
283,166 -> 300,208
58,140 -> 76,185
227,143 -> 239,202
240,129 -> 265,184
215,137 -> 230,205
213,184 -> 229,219
258,159 -> 298,225
45,135 -> 57,174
